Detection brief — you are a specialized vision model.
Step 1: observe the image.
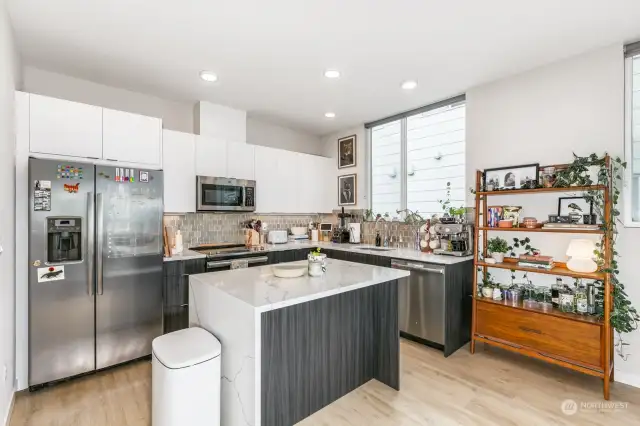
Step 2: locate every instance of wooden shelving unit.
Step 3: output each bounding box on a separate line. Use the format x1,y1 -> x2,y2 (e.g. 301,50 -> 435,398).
477,226 -> 605,235
471,158 -> 614,400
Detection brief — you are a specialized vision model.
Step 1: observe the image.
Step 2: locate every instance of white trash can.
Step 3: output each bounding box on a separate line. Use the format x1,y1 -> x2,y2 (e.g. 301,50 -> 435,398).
152,327 -> 221,426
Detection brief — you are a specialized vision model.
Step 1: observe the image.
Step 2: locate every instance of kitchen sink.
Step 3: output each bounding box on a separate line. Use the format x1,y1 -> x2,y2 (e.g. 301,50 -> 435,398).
355,247 -> 394,252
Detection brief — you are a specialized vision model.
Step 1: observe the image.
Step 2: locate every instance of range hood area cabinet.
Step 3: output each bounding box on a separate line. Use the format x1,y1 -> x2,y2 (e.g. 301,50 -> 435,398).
194,136 -> 255,180
21,92 -> 162,168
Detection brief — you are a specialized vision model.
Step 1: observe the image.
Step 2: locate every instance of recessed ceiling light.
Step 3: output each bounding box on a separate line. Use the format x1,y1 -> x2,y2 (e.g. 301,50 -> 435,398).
325,112 -> 336,118
401,80 -> 418,90
200,71 -> 218,82
324,69 -> 340,79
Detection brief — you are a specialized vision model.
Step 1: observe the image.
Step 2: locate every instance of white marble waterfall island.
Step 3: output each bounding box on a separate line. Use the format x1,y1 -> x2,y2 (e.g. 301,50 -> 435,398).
189,258 -> 410,426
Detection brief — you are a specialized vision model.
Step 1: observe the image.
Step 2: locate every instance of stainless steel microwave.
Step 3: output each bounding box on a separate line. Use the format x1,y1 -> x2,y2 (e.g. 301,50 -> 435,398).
196,176 -> 256,212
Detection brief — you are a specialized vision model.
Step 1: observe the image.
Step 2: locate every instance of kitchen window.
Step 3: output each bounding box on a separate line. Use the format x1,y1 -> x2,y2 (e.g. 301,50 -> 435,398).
625,43 -> 640,226
367,95 -> 466,218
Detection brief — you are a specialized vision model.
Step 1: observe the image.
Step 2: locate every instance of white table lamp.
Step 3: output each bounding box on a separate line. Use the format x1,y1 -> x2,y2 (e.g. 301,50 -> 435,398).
566,239 -> 597,273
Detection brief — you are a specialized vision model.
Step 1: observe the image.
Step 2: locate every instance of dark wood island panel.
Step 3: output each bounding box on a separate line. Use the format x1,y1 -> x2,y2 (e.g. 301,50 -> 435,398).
261,279 -> 399,426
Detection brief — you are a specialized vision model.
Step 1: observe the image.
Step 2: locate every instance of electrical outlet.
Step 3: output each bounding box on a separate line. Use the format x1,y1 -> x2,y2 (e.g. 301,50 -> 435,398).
3,365 -> 7,382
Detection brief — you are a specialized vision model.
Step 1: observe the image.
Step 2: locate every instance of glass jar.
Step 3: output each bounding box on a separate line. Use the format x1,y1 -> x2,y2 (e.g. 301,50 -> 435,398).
559,287 -> 575,313
537,286 -> 553,312
523,284 -> 538,309
575,285 -> 588,315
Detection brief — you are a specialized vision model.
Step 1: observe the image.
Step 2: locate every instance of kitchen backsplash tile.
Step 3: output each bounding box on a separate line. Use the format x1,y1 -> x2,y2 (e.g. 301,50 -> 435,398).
164,213 -> 336,247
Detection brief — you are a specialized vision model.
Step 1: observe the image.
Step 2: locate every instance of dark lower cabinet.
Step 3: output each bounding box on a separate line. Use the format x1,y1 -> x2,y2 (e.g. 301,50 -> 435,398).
162,258 -> 205,334
323,248 -> 391,268
162,249 -> 392,335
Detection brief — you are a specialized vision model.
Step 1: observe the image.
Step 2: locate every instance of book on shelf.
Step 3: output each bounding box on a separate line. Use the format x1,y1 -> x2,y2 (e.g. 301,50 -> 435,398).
542,223 -> 601,230
518,261 -> 555,270
519,254 -> 553,263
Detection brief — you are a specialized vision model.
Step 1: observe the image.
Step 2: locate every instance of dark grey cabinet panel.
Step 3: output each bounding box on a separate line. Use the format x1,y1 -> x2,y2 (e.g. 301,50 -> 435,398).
444,260 -> 474,357
261,280 -> 399,426
163,305 -> 189,334
162,258 -> 205,334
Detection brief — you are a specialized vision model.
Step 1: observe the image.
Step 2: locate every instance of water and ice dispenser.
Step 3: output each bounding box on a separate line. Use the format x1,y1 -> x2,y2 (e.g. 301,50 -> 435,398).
46,217 -> 82,263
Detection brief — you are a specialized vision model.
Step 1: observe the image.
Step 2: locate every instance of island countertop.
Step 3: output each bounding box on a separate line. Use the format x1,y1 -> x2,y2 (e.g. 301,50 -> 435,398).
189,258 -> 410,313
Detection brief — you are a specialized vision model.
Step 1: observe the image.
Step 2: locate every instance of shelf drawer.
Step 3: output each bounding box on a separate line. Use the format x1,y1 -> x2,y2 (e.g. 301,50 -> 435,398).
476,302 -> 602,368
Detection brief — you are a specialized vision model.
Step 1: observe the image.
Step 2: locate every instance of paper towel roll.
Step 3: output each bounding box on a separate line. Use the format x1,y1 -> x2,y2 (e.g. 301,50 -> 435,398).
311,229 -> 319,242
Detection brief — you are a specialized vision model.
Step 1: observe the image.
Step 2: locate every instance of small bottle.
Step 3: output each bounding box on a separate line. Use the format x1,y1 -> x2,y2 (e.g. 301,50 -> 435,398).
587,282 -> 596,315
383,234 -> 389,247
551,278 -> 562,308
375,232 -> 381,247
575,285 -> 588,315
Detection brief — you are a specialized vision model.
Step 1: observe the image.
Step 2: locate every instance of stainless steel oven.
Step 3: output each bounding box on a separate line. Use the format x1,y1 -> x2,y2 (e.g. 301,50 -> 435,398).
196,176 -> 256,212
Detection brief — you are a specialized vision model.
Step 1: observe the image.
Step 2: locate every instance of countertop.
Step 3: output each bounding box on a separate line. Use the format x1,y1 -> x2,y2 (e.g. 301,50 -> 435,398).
164,241 -> 473,264
162,249 -> 207,262
189,258 -> 410,312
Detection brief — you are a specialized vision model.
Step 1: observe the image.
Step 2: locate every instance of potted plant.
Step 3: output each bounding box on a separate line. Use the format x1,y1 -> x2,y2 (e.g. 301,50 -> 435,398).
487,237 -> 509,263
481,274 -> 495,298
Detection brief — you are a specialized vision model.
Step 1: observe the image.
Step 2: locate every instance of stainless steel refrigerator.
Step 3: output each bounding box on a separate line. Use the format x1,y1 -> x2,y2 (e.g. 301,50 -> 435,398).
28,158 -> 164,388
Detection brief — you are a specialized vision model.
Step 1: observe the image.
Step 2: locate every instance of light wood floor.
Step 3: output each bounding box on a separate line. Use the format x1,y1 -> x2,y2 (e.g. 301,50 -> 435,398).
10,340 -> 640,426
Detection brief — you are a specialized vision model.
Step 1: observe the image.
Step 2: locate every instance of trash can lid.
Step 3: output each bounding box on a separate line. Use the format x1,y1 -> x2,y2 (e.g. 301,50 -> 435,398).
152,327 -> 221,369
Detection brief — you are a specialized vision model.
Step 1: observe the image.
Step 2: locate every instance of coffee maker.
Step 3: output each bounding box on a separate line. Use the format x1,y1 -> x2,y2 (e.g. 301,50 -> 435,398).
432,223 -> 473,256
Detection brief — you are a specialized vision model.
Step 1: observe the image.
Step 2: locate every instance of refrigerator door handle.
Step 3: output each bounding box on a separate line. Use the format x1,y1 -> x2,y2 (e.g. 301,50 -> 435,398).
87,192 -> 95,296
96,193 -> 104,295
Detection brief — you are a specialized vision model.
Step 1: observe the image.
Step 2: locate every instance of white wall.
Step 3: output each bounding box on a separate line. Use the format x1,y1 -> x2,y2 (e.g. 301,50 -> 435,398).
467,44 -> 640,388
322,126 -> 367,209
247,118 -> 323,156
0,0 -> 19,423
22,66 -> 193,133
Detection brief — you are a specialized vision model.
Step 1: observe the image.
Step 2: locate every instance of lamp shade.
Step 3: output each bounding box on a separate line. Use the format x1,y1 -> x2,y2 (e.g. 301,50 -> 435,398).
566,239 -> 597,273
566,239 -> 596,258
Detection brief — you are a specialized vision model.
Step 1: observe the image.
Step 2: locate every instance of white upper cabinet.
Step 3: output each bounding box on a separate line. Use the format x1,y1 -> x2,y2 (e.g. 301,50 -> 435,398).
195,135 -> 227,177
255,146 -> 333,214
29,94 -> 103,159
255,146 -> 285,213
102,108 -> 162,166
226,143 -> 255,180
163,130 -> 196,213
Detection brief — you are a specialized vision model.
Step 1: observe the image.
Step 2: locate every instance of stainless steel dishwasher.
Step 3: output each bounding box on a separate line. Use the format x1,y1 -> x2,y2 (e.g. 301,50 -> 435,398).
391,259 -> 445,346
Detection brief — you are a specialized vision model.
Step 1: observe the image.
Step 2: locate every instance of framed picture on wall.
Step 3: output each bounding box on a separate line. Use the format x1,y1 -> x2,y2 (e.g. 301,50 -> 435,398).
483,163 -> 539,190
338,174 -> 357,206
338,135 -> 357,169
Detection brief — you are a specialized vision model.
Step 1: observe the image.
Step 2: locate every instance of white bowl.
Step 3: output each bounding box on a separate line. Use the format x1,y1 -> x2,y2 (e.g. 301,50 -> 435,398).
272,264 -> 307,278
290,227 -> 307,236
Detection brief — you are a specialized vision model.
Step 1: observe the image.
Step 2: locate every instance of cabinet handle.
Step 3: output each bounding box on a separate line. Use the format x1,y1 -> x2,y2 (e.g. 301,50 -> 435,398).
519,326 -> 542,334
106,158 -> 118,162
180,304 -> 188,307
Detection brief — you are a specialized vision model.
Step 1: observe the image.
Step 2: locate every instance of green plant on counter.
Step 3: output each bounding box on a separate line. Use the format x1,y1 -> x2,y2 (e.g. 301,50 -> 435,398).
555,153 -> 638,360
310,247 -> 322,257
438,181 -> 466,217
363,209 -> 374,222
487,237 -> 509,254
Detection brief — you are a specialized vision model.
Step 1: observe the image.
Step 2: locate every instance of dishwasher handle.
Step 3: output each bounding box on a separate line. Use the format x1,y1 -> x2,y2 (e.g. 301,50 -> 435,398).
391,260 -> 444,274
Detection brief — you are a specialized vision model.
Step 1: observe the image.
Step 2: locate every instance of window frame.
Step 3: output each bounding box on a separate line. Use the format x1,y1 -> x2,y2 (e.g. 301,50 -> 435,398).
366,95 -> 466,216
624,52 -> 640,227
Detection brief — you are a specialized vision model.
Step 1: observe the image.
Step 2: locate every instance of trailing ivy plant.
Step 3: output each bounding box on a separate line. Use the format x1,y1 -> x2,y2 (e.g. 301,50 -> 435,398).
507,237 -> 539,282
555,153 -> 639,359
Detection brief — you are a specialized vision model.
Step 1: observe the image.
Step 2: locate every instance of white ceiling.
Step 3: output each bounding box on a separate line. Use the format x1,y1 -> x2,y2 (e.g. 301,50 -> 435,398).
8,0 -> 640,136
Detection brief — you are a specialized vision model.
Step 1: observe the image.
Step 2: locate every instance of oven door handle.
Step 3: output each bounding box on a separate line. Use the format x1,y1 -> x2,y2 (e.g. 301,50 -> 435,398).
247,256 -> 269,264
207,260 -> 233,269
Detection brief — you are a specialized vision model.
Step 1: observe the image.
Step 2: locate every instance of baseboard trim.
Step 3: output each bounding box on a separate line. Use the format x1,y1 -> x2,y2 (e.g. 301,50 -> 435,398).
615,369 -> 640,389
3,390 -> 15,426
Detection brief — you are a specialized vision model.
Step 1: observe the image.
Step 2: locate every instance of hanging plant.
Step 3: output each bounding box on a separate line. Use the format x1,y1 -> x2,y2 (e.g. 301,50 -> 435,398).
555,153 -> 639,359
